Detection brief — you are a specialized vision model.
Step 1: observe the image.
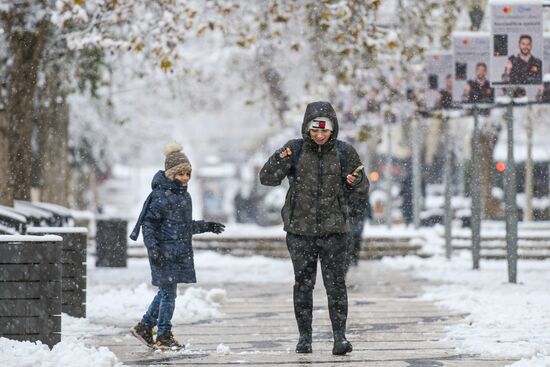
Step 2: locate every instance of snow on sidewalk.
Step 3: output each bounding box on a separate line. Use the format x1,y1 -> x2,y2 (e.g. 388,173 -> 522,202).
0,337 -> 121,367
2,251 -> 293,367
382,251 -> 550,366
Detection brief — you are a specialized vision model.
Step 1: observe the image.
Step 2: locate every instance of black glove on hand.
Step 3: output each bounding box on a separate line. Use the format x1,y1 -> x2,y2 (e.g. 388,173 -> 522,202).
149,246 -> 163,267
206,221 -> 225,234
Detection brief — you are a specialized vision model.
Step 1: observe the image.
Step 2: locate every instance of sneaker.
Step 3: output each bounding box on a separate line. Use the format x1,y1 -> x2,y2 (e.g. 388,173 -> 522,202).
295,334 -> 312,353
154,331 -> 184,351
131,322 -> 154,348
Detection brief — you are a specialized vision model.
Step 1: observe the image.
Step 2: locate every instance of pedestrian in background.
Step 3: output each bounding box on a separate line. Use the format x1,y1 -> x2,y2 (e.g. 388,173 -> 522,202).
345,190 -> 371,272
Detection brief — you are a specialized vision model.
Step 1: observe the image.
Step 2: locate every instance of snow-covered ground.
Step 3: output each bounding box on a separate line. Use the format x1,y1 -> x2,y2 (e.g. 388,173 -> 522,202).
382,251 -> 550,366
3,229 -> 550,366
1,250 -> 293,367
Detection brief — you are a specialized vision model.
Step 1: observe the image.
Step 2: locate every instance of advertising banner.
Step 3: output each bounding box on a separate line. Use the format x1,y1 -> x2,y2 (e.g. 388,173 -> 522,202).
490,0 -> 544,86
452,32 -> 494,104
537,34 -> 550,102
425,52 -> 454,110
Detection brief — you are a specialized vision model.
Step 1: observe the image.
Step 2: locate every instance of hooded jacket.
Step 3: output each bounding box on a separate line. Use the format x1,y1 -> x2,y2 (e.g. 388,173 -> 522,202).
260,101 -> 369,236
132,170 -> 210,285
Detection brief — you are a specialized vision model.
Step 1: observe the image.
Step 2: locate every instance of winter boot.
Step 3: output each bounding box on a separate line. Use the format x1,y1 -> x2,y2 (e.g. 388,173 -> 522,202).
154,331 -> 184,351
295,333 -> 312,353
131,322 -> 154,348
332,332 -> 353,355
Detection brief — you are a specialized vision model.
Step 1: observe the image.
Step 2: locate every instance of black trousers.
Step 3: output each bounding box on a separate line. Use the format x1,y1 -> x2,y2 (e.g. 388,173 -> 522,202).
286,232 -> 348,338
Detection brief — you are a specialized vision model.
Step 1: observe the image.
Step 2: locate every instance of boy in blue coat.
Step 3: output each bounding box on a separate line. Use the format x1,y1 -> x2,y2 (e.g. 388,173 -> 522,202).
129,143 -> 225,350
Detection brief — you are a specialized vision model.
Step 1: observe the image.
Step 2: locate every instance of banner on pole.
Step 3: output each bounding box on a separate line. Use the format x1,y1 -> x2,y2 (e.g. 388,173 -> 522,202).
452,32 -> 494,104
425,52 -> 454,110
490,0 -> 544,86
537,34 -> 550,102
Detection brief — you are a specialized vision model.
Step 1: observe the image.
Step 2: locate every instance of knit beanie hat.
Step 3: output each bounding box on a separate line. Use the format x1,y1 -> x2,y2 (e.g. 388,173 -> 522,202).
164,142 -> 192,181
307,116 -> 333,131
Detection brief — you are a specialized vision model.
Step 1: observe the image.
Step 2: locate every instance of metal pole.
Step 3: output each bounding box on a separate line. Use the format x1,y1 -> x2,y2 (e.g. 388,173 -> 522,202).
385,123 -> 393,228
443,114 -> 452,259
525,105 -> 534,222
504,89 -> 518,284
412,115 -> 422,229
471,106 -> 482,270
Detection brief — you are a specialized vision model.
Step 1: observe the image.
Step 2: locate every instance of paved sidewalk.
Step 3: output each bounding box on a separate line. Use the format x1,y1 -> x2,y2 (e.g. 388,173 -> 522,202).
86,261 -> 516,366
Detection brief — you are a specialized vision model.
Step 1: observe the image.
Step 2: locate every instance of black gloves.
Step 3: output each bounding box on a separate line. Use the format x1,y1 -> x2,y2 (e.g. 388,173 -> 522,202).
206,221 -> 225,234
149,246 -> 164,267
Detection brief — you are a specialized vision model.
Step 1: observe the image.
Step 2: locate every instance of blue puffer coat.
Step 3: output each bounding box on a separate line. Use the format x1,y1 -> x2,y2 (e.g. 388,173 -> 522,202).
130,171 -> 210,286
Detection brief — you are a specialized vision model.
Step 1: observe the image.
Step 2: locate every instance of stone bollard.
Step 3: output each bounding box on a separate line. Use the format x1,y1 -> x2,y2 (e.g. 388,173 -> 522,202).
0,235 -> 63,348
27,227 -> 88,318
95,217 -> 127,267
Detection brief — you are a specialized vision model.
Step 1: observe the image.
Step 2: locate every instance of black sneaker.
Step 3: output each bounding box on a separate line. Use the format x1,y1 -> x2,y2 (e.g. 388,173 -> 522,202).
295,334 -> 312,353
332,338 -> 353,355
131,322 -> 154,348
154,331 -> 184,351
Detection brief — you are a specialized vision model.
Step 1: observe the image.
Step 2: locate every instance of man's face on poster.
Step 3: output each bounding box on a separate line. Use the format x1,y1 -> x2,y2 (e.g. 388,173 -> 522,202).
519,37 -> 532,57
446,75 -> 453,90
476,64 -> 487,80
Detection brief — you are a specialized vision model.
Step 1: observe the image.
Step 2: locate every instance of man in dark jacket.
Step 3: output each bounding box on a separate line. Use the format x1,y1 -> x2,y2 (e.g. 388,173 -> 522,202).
259,101 -> 369,355
129,143 -> 225,350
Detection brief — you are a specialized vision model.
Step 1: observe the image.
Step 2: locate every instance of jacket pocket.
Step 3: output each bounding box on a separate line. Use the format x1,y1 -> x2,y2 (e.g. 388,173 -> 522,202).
282,189 -> 296,224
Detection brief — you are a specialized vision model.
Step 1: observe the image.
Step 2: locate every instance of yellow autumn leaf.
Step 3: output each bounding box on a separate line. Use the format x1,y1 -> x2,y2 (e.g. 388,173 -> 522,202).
358,127 -> 370,142
75,0 -> 86,5
368,0 -> 381,10
320,10 -> 330,20
197,25 -> 208,36
160,58 -> 172,71
387,40 -> 399,49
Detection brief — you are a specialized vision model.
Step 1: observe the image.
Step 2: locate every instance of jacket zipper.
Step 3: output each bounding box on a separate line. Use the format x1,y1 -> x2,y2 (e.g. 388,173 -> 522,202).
316,145 -> 323,234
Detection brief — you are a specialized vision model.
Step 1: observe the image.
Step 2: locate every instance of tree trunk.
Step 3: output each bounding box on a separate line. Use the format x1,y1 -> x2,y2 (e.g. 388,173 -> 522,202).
479,130 -> 501,219
36,71 -> 69,207
6,20 -> 49,201
0,110 -> 12,206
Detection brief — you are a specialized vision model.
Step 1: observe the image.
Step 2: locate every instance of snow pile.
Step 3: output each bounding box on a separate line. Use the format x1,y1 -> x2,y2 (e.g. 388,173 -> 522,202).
84,283 -> 225,327
173,287 -> 225,323
216,343 -> 231,355
509,355 -> 550,367
63,315 -> 120,337
0,337 -> 120,367
382,252 -> 550,362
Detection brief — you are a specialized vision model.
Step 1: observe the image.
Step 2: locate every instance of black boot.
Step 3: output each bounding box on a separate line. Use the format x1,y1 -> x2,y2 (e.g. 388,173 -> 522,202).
295,333 -> 312,353
293,278 -> 314,354
332,332 -> 353,355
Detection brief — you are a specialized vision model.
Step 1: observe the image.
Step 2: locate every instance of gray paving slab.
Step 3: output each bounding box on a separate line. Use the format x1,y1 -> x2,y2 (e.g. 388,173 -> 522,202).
82,260 -> 516,366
